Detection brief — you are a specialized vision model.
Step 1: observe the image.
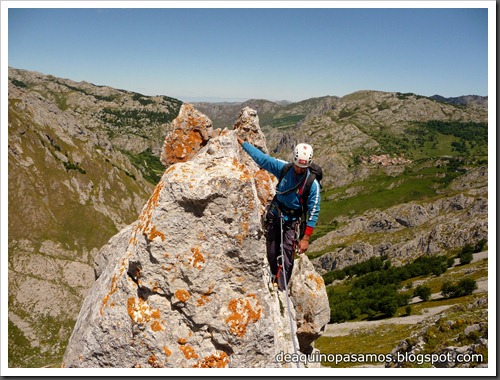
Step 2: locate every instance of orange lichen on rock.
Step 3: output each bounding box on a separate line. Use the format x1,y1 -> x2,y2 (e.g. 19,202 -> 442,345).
188,246 -> 205,269
254,169 -> 274,205
161,104 -> 213,166
197,284 -> 215,306
135,181 -> 165,242
148,354 -> 164,368
177,337 -> 187,345
148,225 -> 166,242
241,221 -> 249,236
127,297 -> 162,327
174,289 -> 191,303
307,273 -> 325,291
205,284 -> 215,295
193,352 -> 230,368
163,129 -> 203,164
100,254 -> 130,315
163,346 -> 172,357
235,215 -> 250,245
196,294 -> 211,307
151,309 -> 161,319
151,321 -> 163,332
225,294 -> 263,337
179,344 -> 199,360
232,157 -> 244,170
100,273 -> 118,315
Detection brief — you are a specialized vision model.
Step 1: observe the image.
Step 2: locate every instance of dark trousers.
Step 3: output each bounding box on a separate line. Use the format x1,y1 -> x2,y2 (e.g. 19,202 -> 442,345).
265,218 -> 298,291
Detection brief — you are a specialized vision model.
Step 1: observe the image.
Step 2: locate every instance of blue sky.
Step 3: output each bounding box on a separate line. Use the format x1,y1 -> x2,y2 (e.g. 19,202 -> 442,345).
6,3 -> 491,102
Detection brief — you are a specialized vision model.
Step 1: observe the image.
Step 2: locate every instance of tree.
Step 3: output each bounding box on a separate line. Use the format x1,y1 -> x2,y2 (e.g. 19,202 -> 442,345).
459,251 -> 474,265
474,239 -> 487,253
431,261 -> 448,276
378,296 -> 399,317
457,278 -> 478,296
405,305 -> 412,316
441,278 -> 477,298
414,285 -> 432,301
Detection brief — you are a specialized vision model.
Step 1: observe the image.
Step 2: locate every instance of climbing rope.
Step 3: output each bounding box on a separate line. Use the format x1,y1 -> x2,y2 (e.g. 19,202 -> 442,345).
279,214 -> 301,369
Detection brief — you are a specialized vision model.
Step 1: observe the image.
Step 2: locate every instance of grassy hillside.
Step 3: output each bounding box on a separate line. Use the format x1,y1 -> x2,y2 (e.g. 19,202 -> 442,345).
8,67 -> 182,368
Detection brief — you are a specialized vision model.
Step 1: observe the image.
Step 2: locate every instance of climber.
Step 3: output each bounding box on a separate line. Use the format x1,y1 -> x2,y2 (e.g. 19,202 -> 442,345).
237,135 -> 321,291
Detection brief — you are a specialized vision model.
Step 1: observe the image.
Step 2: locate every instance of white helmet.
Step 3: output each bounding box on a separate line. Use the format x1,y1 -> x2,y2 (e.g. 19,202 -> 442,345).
293,143 -> 313,168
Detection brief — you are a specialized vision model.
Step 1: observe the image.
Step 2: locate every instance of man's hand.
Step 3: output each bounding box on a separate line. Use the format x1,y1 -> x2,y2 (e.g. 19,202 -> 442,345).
298,237 -> 310,254
237,136 -> 244,145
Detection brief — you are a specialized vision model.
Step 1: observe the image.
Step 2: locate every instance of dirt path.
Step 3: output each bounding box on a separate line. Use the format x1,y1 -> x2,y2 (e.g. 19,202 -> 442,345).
323,304 -> 454,337
471,250 -> 488,263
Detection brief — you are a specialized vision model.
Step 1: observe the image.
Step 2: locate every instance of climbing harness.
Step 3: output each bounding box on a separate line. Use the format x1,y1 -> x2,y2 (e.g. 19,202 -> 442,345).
279,213 -> 301,368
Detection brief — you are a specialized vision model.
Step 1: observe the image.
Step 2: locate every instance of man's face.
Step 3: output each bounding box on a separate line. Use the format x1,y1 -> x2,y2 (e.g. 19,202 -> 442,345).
293,164 -> 307,175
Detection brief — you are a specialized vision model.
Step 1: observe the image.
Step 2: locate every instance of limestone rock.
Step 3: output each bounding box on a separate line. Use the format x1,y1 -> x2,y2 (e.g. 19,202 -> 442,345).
160,103 -> 214,167
63,106 -> 329,368
233,106 -> 269,155
289,256 -> 330,352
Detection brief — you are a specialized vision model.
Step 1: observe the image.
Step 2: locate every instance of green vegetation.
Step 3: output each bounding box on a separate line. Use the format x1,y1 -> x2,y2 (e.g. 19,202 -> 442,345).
122,148 -> 165,184
317,157 -> 466,228
402,256 -> 487,298
94,94 -> 117,102
322,256 -> 386,285
321,243 -> 487,325
132,92 -> 154,105
418,120 -> 487,144
8,315 -> 75,368
316,300 -> 487,368
270,114 -> 305,129
405,120 -> 488,158
100,107 -> 167,128
414,285 -> 432,301
324,255 -> 454,323
420,314 -> 487,367
11,79 -> 28,88
441,278 -> 478,299
396,92 -> 428,101
458,239 -> 487,265
56,80 -> 89,95
316,250 -> 487,368
63,160 -> 86,174
351,118 -> 487,160
52,92 -> 69,111
377,101 -> 390,111
339,107 -> 358,119
315,323 -> 417,368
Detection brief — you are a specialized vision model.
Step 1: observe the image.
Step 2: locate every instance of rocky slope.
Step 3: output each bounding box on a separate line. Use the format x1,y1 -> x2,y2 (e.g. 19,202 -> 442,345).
387,297 -> 488,368
429,94 -> 488,109
8,67 -> 181,367
312,165 -> 488,273
62,105 -> 330,368
196,92 -> 487,188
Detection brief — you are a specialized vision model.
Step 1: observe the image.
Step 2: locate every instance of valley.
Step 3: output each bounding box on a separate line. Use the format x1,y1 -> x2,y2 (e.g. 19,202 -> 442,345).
315,250 -> 488,368
7,67 -> 489,368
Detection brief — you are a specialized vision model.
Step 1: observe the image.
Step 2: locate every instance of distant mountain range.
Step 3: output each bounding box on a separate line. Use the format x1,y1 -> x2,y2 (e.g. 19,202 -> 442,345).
194,91 -> 487,188
429,94 -> 488,108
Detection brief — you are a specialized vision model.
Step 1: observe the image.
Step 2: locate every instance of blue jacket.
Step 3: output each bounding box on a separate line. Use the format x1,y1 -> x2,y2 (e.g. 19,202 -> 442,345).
241,142 -> 321,234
